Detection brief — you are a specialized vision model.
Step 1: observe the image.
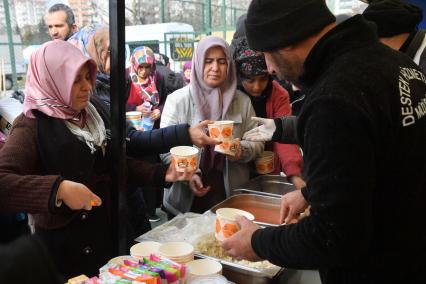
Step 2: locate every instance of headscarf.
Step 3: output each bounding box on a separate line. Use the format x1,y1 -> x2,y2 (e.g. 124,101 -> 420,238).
23,40 -> 97,128
190,36 -> 237,121
233,37 -> 268,79
233,37 -> 270,118
182,60 -> 192,84
67,24 -> 106,58
129,46 -> 159,105
86,28 -> 110,75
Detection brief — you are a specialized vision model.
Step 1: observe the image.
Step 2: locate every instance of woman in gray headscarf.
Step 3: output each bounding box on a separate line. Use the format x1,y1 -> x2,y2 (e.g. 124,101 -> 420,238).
160,36 -> 264,215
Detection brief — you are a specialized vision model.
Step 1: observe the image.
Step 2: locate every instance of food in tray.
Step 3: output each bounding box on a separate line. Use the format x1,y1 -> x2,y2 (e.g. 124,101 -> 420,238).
195,233 -> 277,270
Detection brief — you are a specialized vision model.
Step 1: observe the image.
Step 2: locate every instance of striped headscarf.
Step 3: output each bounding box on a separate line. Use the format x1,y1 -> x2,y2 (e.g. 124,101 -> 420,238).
23,40 -> 97,127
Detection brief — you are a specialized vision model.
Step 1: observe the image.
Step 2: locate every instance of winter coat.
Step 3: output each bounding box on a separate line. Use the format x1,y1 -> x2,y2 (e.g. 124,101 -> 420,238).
252,15 -> 426,284
160,85 -> 264,215
0,109 -> 167,279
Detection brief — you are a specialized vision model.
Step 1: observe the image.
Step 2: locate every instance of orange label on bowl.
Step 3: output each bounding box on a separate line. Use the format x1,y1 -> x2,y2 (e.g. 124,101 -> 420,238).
216,219 -> 221,233
220,141 -> 230,150
177,158 -> 189,169
222,223 -> 238,238
190,157 -> 197,168
221,127 -> 232,138
210,128 -> 220,138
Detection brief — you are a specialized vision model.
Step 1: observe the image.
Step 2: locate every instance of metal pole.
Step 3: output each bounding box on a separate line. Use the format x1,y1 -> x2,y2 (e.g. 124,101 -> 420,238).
109,0 -> 127,255
222,0 -> 226,39
205,0 -> 212,35
160,0 -> 165,23
3,0 -> 17,90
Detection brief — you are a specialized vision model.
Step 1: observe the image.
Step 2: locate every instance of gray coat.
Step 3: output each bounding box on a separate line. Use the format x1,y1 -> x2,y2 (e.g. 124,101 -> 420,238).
160,85 -> 264,214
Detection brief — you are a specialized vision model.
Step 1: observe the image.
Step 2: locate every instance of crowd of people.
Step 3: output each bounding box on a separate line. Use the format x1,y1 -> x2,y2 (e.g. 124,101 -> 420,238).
1,0 -> 426,283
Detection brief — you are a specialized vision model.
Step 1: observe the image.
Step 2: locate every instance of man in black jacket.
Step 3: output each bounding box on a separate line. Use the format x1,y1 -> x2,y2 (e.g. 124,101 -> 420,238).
363,0 -> 426,73
222,1 -> 426,283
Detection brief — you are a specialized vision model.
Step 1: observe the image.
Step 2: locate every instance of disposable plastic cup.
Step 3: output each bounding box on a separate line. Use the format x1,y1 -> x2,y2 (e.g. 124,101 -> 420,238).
126,111 -> 142,129
208,121 -> 234,142
170,146 -> 199,172
215,208 -> 255,241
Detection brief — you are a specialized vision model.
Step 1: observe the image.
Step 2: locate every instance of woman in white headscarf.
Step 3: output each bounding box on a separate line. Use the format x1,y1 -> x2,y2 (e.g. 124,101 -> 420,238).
160,36 -> 264,215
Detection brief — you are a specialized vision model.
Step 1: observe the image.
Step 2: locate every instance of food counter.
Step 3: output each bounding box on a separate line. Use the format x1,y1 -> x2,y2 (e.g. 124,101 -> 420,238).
134,175 -> 289,283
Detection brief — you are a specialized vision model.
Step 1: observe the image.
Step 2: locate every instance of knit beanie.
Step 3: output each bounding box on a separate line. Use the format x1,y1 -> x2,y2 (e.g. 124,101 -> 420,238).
245,0 -> 336,51
363,0 -> 423,37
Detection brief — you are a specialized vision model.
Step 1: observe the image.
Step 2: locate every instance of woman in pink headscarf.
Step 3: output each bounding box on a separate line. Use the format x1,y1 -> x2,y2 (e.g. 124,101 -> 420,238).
0,40 -> 192,280
160,36 -> 264,215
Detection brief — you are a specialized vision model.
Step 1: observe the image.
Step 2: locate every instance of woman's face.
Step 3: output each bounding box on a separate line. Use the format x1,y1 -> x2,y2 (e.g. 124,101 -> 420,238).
184,68 -> 191,80
203,46 -> 228,88
242,74 -> 269,97
137,63 -> 151,80
71,63 -> 92,111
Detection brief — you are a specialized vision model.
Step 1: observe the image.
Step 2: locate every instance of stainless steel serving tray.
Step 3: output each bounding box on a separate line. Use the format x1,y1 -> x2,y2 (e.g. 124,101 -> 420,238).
235,174 -> 296,198
194,253 -> 283,284
210,194 -> 281,227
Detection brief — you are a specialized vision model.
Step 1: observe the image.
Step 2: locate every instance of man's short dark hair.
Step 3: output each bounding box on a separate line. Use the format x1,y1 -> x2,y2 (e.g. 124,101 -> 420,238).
48,3 -> 75,26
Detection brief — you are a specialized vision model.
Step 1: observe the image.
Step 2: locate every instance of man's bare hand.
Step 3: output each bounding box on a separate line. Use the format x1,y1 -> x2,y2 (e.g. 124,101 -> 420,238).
280,189 -> 308,224
189,120 -> 221,148
222,216 -> 262,261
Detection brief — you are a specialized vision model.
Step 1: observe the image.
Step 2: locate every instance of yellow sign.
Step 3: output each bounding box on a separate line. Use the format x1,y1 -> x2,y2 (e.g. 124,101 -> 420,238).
173,37 -> 193,60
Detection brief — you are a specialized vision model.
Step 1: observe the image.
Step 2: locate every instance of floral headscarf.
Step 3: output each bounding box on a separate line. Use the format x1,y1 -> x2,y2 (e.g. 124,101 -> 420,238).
23,40 -> 97,127
233,37 -> 268,79
129,46 -> 159,105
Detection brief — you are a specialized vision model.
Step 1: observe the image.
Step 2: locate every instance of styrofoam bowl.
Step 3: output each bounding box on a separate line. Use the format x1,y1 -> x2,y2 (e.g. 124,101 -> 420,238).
208,120 -> 234,141
215,208 -> 255,241
130,241 -> 161,259
159,241 -> 194,258
170,146 -> 199,172
187,259 -> 223,276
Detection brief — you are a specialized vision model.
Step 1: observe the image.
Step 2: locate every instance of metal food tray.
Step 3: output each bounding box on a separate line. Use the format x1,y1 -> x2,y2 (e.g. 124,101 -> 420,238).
194,252 -> 283,284
210,194 -> 281,227
235,174 -> 296,198
136,213 -> 283,283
